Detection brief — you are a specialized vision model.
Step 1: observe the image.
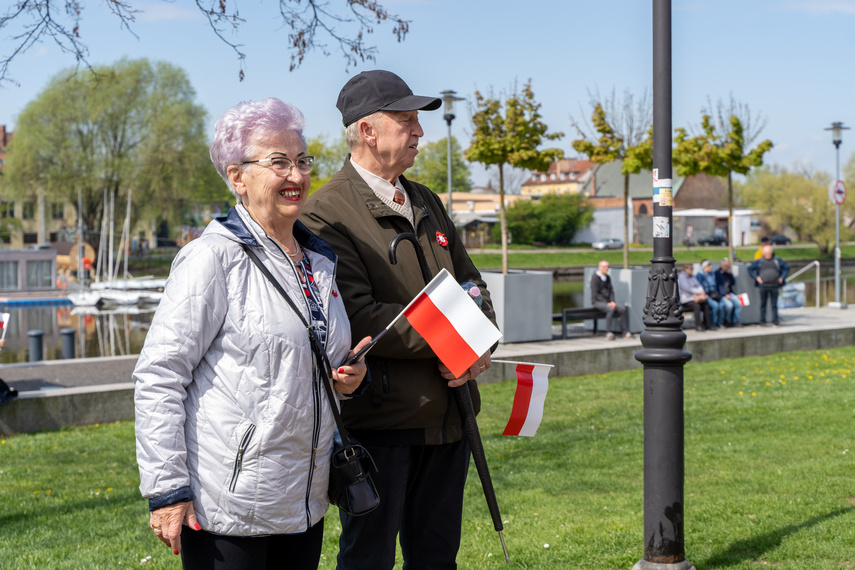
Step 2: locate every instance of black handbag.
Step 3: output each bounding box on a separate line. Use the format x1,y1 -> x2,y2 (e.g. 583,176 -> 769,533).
242,244 -> 380,516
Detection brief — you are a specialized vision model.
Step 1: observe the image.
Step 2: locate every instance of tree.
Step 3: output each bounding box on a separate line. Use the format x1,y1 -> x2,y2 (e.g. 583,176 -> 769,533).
466,83 -> 564,273
740,165 -> 854,255
408,137 -> 471,194
502,193 -> 594,245
487,165 -> 529,195
2,58 -> 225,254
571,88 -> 652,269
674,96 -> 773,259
307,131 -> 349,193
0,0 -> 410,84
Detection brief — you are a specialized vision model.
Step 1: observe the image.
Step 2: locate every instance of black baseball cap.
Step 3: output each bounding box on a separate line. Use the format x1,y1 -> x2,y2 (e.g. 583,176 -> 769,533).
336,70 -> 441,127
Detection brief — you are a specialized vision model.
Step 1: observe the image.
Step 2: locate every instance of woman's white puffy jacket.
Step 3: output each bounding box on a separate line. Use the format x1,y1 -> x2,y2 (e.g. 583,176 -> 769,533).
134,204 -> 352,536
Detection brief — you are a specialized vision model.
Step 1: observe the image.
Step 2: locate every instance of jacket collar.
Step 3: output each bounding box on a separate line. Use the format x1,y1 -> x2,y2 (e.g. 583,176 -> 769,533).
341,156 -> 430,228
217,204 -> 337,263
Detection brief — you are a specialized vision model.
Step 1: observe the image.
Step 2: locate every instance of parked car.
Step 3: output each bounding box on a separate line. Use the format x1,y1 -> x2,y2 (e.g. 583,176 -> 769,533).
770,235 -> 791,245
592,238 -> 623,250
697,235 -> 728,246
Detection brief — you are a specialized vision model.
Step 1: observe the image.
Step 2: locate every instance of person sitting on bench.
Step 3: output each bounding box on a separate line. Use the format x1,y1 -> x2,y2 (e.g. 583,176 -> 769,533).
590,260 -> 632,340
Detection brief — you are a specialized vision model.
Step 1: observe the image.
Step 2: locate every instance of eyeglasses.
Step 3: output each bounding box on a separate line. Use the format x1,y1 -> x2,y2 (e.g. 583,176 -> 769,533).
240,155 -> 314,175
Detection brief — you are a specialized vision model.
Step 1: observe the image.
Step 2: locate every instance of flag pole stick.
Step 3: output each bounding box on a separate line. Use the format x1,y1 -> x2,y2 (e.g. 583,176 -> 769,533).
389,232 -> 510,564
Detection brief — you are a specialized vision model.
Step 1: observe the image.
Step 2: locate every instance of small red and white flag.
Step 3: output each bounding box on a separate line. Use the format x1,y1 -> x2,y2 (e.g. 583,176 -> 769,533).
403,269 -> 501,377
737,293 -> 750,307
0,312 -> 9,341
494,359 -> 552,437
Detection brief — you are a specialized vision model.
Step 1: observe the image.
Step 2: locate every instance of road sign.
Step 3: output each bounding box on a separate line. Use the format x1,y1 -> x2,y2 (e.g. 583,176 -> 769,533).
828,180 -> 846,205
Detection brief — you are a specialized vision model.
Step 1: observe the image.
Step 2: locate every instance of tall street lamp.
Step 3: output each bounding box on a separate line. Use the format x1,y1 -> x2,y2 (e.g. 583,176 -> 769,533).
440,90 -> 465,219
825,121 -> 849,309
634,1 -> 695,569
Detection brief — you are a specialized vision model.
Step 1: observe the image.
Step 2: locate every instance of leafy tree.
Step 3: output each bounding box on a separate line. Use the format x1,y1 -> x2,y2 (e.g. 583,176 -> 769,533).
674,96 -> 773,260
466,83 -> 564,273
502,193 -> 594,245
0,0 -> 410,83
740,165 -> 853,255
307,132 -> 349,193
408,137 -> 471,194
571,88 -> 652,269
2,58 -> 225,253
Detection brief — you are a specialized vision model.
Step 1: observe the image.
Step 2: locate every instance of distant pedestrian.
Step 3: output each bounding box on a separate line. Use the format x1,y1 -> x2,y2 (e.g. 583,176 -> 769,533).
748,244 -> 790,326
696,259 -> 722,329
714,257 -> 742,326
590,260 -> 632,340
753,236 -> 771,260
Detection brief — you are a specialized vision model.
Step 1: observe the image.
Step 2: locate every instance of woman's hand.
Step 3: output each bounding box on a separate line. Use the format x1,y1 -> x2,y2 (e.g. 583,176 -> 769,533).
333,336 -> 371,394
150,501 -> 200,555
439,351 -> 492,388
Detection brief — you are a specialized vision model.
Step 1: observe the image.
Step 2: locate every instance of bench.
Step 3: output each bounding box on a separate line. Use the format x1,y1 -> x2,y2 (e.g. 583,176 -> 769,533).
552,307 -> 608,339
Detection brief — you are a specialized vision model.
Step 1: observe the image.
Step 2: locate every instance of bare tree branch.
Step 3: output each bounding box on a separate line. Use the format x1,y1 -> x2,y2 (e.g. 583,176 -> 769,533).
569,87 -> 652,149
0,0 -> 410,84
700,93 -> 768,146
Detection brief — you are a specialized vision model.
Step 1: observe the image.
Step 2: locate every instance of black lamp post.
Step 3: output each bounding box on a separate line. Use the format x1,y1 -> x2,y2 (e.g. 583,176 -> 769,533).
824,121 -> 849,309
440,90 -> 465,218
633,2 -> 695,569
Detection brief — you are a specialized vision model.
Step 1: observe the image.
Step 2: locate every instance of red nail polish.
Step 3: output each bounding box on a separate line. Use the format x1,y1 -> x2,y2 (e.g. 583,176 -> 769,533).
174,550 -> 180,555
194,523 -> 201,530
338,368 -> 344,373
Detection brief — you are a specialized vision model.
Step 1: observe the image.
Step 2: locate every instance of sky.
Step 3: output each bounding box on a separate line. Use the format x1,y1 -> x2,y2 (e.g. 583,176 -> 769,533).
2,0 -> 855,187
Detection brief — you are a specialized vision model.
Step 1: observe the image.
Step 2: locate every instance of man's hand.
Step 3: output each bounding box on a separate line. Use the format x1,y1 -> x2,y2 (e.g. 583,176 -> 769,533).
438,351 -> 492,387
607,301 -> 617,309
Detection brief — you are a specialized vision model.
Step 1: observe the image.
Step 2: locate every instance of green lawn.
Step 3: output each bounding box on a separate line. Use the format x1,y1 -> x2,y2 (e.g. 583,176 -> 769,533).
468,244 -> 855,271
129,244 -> 855,279
2,347 -> 854,569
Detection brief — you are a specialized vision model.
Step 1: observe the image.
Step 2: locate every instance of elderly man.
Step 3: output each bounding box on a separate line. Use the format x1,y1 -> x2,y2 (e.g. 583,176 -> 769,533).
301,70 -> 496,570
678,263 -> 713,331
590,260 -> 632,340
714,257 -> 742,326
748,244 -> 790,326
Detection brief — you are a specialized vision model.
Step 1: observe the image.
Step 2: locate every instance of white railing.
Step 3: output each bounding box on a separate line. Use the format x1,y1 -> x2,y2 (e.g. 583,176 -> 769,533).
788,260 -> 821,308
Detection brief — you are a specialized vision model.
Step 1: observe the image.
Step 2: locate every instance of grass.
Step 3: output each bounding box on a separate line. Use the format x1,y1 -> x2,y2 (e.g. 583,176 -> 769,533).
129,244 -> 855,279
468,244 -> 855,271
2,347 -> 854,569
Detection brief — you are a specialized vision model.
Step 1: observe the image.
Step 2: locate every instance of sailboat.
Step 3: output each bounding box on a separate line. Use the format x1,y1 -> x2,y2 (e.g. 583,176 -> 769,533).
68,188 -> 167,308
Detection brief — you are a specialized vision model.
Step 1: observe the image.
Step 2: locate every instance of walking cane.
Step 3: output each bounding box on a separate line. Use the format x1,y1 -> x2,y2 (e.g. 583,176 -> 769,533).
389,233 -> 510,564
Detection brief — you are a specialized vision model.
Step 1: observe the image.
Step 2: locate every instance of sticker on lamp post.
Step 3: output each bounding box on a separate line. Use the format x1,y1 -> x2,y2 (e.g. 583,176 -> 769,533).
653,216 -> 670,238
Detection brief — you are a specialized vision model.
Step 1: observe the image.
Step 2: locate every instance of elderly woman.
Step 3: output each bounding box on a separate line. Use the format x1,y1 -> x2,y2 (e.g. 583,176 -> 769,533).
134,97 -> 369,569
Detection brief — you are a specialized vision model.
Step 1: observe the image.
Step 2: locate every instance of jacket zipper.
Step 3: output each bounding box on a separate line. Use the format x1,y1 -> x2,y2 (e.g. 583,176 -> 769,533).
268,236 -> 329,527
229,423 -> 256,492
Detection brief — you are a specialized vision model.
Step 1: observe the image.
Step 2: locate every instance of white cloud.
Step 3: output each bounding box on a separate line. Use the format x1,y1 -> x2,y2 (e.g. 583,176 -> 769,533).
25,46 -> 49,60
134,1 -> 204,23
784,0 -> 855,15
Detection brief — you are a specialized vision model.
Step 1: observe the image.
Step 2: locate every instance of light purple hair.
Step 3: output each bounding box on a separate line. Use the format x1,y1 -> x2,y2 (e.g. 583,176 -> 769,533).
209,98 -> 307,199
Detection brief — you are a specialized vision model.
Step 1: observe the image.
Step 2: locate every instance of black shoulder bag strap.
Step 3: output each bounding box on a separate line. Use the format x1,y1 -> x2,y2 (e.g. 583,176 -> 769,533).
241,243 -> 352,441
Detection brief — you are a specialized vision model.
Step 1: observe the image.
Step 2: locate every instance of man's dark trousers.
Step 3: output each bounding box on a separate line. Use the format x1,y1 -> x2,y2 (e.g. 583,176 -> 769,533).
337,438 -> 471,570
759,286 -> 779,324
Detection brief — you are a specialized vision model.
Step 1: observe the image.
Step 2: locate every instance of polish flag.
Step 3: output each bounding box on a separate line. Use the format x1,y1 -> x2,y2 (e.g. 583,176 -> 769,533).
403,269 -> 501,377
495,361 -> 552,437
0,312 -> 9,341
